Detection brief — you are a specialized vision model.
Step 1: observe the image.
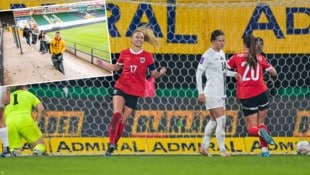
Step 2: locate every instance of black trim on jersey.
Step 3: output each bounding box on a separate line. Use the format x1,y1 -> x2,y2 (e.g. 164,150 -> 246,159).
148,63 -> 156,71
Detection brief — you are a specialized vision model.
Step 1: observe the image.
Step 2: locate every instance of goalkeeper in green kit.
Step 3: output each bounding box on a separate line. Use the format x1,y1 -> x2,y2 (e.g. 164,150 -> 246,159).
4,85 -> 47,156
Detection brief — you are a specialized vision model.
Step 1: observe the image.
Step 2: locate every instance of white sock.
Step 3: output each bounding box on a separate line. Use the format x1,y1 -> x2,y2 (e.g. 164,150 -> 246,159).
215,116 -> 226,152
202,120 -> 216,149
0,127 -> 9,150
262,147 -> 268,152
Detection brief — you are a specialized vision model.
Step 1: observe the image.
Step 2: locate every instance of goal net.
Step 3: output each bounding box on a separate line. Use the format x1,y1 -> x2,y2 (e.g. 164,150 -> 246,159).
0,0 -> 309,156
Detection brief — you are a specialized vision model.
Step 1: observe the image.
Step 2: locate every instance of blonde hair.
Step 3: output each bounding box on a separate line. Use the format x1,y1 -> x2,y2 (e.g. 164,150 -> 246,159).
133,26 -> 159,47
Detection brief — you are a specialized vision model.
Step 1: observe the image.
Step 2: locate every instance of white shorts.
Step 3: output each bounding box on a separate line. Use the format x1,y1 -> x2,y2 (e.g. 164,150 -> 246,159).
0,87 -> 6,108
205,97 -> 225,110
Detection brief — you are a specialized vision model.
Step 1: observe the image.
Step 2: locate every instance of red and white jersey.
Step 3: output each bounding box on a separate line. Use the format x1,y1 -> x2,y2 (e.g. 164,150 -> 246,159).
227,52 -> 272,99
114,48 -> 154,97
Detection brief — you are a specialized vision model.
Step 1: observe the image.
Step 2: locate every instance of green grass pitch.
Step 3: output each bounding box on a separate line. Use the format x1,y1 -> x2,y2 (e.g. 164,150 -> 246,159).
48,22 -> 111,61
0,155 -> 309,175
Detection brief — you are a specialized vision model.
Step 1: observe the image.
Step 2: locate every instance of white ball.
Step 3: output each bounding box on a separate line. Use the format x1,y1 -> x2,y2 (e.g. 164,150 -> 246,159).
296,140 -> 310,155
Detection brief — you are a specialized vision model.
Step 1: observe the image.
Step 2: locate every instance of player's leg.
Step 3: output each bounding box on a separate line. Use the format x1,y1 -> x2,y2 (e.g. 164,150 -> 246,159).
114,94 -> 138,145
199,98 -> 217,157
211,106 -> 230,157
256,92 -> 274,146
240,98 -> 260,136
0,109 -> 11,157
201,97 -> 229,157
115,106 -> 133,144
31,137 -> 47,156
21,120 -> 46,156
106,89 -> 126,156
200,113 -> 216,157
5,120 -> 22,156
257,92 -> 274,156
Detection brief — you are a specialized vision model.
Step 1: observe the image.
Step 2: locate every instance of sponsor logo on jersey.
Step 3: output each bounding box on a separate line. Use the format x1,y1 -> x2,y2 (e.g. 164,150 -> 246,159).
140,57 -> 145,63
199,57 -> 205,64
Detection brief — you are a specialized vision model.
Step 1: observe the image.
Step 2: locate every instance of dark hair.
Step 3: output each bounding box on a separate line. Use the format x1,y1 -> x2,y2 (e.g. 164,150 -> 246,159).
243,34 -> 257,68
13,85 -> 28,91
210,30 -> 224,42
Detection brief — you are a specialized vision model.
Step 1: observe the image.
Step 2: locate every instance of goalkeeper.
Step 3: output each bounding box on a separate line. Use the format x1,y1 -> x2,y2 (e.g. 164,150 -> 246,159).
4,85 -> 47,156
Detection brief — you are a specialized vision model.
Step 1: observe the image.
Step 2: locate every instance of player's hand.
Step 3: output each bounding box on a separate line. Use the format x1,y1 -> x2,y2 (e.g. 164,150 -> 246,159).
267,79 -> 274,89
159,67 -> 167,76
235,73 -> 242,81
198,94 -> 206,103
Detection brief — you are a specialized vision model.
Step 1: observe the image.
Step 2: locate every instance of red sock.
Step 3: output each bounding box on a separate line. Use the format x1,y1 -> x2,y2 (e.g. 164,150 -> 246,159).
248,127 -> 259,136
259,124 -> 268,131
259,124 -> 268,147
115,123 -> 125,144
109,112 -> 122,144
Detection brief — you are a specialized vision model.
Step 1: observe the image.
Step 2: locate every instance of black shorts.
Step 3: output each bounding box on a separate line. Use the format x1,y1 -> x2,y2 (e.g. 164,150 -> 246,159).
240,91 -> 269,117
113,88 -> 139,110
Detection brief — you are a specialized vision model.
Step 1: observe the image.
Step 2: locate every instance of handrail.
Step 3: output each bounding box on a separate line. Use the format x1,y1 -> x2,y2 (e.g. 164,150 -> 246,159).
0,26 -> 4,85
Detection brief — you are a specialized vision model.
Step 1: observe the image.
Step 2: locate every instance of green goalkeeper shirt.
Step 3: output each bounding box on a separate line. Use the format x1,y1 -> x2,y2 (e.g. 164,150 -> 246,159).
4,90 -> 41,122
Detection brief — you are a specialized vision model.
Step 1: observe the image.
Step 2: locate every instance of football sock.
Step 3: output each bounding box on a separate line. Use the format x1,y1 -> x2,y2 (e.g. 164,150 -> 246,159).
33,144 -> 46,153
216,116 -> 226,151
202,120 -> 216,149
115,123 -> 125,144
0,127 -> 9,150
248,126 -> 259,136
259,124 -> 268,147
109,112 -> 122,144
262,147 -> 269,153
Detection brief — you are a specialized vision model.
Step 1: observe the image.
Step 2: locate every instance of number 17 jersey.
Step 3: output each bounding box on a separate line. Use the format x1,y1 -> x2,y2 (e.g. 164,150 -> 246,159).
115,48 -> 154,97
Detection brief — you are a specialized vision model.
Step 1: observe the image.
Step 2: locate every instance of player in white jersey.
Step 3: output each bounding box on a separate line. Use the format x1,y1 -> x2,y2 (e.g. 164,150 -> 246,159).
0,86 -> 10,157
196,30 -> 239,157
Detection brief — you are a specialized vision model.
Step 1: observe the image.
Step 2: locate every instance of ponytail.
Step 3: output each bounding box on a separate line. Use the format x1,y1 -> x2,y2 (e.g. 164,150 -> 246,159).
243,35 -> 257,68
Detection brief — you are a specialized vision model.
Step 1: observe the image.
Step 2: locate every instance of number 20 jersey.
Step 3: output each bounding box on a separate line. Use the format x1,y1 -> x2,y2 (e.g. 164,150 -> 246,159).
114,48 -> 154,97
227,52 -> 272,99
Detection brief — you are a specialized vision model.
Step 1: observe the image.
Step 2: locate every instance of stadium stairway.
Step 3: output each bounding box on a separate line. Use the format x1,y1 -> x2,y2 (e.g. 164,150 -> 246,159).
2,29 -> 111,86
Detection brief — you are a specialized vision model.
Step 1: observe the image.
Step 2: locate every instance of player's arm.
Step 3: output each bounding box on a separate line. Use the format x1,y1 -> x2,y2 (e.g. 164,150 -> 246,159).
35,103 -> 44,123
260,55 -> 277,78
267,66 -> 277,77
150,63 -> 166,79
196,67 -> 206,103
98,61 -> 122,71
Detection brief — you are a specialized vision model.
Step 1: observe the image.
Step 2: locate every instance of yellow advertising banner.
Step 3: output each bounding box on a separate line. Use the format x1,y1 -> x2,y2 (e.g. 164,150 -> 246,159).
1,1 -> 309,54
107,1 -> 310,54
1,137 -> 308,155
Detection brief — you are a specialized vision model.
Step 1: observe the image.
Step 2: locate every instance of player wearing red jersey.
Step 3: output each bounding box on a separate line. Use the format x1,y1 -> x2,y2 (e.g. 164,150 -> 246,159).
100,26 -> 167,156
227,35 -> 277,157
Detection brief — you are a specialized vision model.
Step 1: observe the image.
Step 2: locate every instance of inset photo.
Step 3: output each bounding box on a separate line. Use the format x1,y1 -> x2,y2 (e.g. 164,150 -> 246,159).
0,0 -> 112,86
